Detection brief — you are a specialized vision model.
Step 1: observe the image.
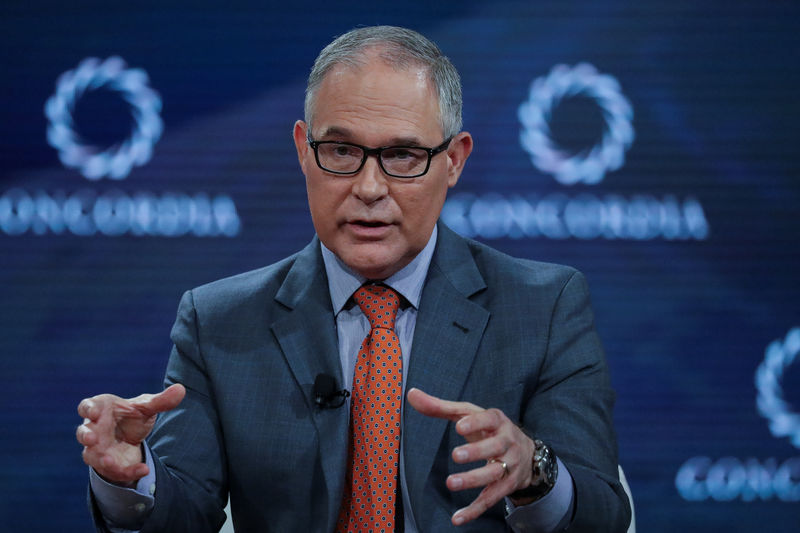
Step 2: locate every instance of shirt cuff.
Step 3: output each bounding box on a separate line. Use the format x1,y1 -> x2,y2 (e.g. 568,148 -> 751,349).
89,445 -> 157,531
505,457 -> 574,533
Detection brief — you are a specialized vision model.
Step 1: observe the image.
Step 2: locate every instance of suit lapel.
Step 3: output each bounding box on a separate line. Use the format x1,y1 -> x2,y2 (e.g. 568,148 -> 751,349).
270,238 -> 349,526
268,227 -> 491,525
404,224 -> 490,514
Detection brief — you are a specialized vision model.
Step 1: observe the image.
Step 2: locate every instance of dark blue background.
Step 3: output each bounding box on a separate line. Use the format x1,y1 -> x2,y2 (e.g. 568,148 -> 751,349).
2,1 -> 799,531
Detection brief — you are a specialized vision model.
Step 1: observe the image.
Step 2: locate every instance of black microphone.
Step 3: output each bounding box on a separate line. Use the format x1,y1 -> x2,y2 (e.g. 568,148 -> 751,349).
313,373 -> 350,409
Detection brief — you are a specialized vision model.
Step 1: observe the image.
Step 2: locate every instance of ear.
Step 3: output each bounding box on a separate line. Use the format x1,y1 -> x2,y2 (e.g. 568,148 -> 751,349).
293,120 -> 310,175
445,131 -> 473,188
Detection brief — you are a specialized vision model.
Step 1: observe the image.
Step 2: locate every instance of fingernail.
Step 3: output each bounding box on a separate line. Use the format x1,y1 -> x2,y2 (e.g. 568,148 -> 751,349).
450,476 -> 463,489
454,449 -> 468,461
458,420 -> 471,432
453,511 -> 465,525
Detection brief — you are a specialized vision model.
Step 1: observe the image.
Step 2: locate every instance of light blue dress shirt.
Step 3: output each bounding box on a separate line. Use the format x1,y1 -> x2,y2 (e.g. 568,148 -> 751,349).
90,225 -> 574,532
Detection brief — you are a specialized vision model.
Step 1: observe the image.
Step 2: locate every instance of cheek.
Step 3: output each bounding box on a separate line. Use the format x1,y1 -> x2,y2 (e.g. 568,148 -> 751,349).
420,181 -> 449,212
306,177 -> 352,232
307,171 -> 335,203
306,179 -> 334,223
399,184 -> 448,232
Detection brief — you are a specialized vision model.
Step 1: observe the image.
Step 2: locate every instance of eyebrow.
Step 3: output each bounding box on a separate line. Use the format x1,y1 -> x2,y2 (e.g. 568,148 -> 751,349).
314,126 -> 424,147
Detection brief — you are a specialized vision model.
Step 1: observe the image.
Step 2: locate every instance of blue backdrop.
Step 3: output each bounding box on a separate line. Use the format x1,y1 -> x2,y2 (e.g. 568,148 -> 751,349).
2,1 -> 799,531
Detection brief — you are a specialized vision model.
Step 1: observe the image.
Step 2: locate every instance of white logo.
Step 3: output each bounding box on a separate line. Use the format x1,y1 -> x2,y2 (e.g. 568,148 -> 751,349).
674,327 -> 800,503
756,327 -> 800,448
518,63 -> 634,186
44,56 -> 163,180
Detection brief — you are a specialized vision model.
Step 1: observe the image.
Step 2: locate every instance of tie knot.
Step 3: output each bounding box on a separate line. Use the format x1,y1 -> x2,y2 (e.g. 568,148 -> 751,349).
353,285 -> 400,330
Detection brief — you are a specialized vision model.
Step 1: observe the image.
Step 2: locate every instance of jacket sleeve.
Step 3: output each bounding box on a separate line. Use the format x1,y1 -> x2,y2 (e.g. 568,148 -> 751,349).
523,270 -> 631,532
91,290 -> 229,533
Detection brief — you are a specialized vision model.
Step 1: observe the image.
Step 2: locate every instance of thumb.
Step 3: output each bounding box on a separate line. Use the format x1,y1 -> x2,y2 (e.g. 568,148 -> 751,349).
133,384 -> 186,417
407,388 -> 482,422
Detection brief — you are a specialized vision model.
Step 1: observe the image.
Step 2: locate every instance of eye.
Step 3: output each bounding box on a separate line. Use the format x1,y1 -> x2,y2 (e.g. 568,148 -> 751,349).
319,142 -> 362,160
388,148 -> 412,160
382,147 -> 425,161
333,144 -> 356,157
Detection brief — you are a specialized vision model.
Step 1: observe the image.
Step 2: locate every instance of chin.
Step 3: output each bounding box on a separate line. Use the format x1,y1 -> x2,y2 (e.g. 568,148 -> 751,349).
344,251 -> 406,280
349,261 -> 396,280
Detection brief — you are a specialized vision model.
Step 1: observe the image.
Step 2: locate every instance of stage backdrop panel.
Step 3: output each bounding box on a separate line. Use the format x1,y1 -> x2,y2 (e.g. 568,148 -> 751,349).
1,1 -> 798,531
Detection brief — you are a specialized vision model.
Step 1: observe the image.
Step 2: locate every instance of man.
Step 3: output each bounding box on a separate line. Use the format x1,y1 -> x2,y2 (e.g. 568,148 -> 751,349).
77,26 -> 630,532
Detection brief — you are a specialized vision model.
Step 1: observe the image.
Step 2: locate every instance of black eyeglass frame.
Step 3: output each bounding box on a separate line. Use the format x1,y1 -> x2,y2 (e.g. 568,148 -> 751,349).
306,136 -> 453,178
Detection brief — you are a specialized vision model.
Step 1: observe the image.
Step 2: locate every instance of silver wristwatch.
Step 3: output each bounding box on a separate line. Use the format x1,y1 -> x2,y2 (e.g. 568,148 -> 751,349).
509,438 -> 558,501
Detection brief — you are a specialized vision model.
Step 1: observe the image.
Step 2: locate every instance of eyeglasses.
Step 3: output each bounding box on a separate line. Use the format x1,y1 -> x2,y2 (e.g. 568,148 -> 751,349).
307,136 -> 452,178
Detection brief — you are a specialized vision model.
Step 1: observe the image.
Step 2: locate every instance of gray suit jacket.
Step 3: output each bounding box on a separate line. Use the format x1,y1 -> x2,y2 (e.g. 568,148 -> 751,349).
91,223 -> 630,532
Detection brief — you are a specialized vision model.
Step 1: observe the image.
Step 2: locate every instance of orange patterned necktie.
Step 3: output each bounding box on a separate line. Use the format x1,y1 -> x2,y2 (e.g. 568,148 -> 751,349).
336,285 -> 403,533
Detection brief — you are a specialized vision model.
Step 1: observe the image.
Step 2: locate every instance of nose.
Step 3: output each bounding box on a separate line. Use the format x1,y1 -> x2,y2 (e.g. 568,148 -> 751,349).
351,155 -> 389,204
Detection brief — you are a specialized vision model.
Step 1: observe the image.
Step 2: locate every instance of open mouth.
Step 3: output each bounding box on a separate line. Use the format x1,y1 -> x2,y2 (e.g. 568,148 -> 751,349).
356,220 -> 387,227
347,220 -> 393,237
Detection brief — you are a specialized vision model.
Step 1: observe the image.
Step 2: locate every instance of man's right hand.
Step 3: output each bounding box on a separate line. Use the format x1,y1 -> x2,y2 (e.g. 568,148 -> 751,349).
76,384 -> 186,486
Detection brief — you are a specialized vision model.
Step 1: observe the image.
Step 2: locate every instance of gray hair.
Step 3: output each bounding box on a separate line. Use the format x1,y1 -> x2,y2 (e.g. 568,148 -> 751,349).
304,26 -> 462,139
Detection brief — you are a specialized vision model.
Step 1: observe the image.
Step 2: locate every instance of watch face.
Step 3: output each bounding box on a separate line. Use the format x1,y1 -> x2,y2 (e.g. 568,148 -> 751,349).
510,439 -> 558,500
534,439 -> 558,490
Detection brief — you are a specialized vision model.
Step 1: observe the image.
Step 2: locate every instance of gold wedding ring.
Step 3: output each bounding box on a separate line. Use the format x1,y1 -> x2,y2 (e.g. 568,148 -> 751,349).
488,458 -> 509,479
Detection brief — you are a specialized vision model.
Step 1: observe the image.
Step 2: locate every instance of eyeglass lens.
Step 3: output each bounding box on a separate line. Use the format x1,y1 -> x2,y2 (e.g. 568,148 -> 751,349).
316,143 -> 430,177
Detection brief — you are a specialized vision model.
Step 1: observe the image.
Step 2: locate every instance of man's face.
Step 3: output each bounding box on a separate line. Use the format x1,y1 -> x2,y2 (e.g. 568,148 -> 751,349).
294,55 -> 472,279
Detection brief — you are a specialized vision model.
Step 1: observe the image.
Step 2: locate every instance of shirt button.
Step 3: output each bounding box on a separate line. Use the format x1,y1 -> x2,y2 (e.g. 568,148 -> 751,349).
134,503 -> 146,513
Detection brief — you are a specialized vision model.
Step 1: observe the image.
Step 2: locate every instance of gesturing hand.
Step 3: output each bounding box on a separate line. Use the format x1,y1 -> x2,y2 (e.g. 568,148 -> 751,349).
76,384 -> 185,486
406,387 -> 535,526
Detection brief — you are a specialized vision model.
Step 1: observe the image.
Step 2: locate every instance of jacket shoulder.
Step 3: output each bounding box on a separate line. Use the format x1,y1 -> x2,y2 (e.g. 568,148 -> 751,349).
461,235 -> 581,291
185,251 -> 301,315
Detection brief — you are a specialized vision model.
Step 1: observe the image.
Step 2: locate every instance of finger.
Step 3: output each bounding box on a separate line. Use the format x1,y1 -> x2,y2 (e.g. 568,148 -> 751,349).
79,393 -> 130,421
454,408 -> 506,438
406,388 -> 482,422
76,424 -> 98,447
77,398 -> 102,421
452,434 -> 508,464
446,461 -> 508,492
452,481 -> 510,526
131,384 -> 186,417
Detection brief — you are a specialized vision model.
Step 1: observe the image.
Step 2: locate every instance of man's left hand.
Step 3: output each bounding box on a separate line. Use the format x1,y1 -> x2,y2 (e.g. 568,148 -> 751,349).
406,387 -> 535,526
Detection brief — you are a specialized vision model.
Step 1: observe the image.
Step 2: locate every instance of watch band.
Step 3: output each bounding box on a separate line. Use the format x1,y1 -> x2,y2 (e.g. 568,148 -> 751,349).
509,438 -> 558,501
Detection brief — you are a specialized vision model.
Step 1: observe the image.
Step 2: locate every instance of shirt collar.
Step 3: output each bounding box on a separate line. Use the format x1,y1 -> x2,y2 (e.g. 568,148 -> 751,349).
321,225 -> 438,315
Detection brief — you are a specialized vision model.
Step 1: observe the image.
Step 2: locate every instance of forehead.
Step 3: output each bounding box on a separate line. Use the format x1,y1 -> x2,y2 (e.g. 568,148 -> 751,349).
312,57 -> 441,144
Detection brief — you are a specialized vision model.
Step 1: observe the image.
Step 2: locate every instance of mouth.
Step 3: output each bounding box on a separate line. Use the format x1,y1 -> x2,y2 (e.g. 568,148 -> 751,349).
353,220 -> 389,228
345,219 -> 394,238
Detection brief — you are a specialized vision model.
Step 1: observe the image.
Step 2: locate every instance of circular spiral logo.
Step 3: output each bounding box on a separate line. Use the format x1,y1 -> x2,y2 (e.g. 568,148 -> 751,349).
44,56 -> 163,180
518,63 -> 634,186
756,327 -> 800,448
